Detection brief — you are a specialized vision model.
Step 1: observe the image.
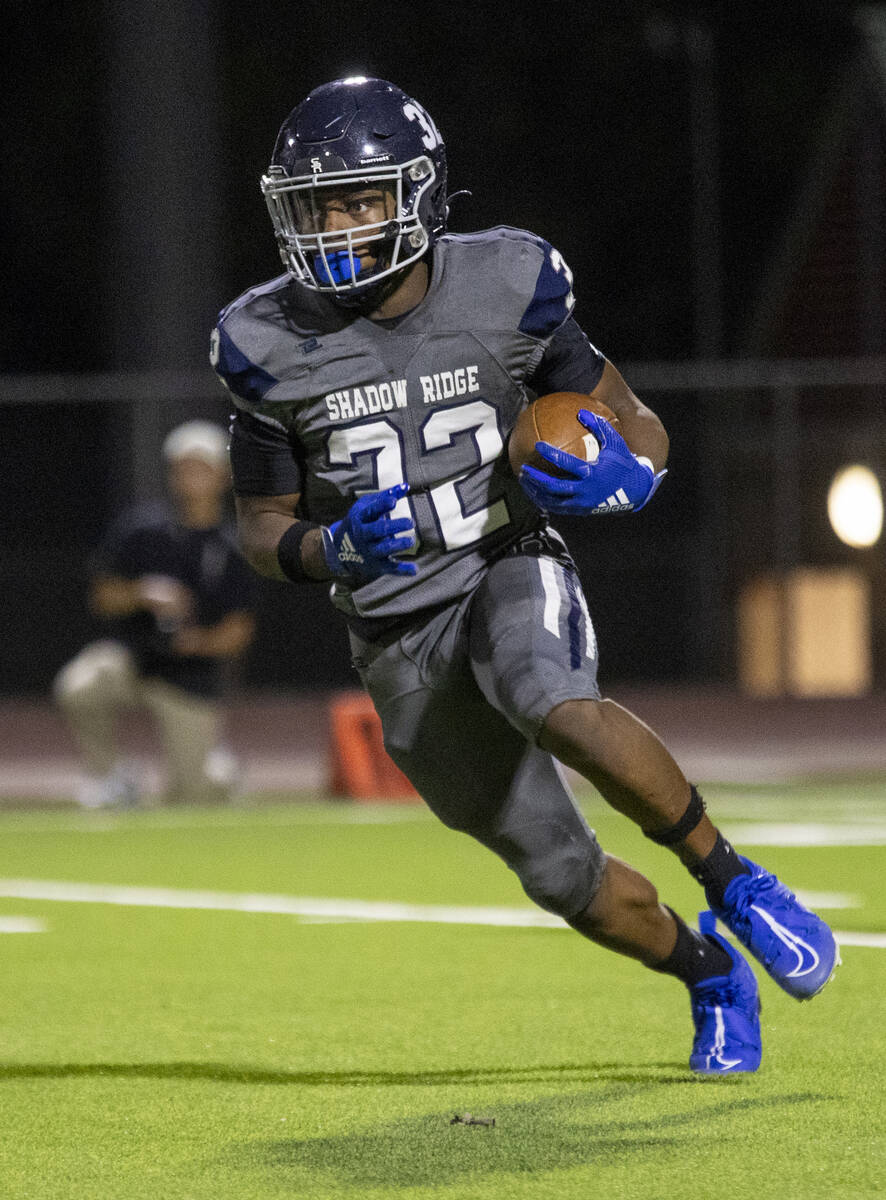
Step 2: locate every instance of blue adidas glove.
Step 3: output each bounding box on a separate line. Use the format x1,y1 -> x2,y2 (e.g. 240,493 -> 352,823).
519,409 -> 667,515
322,483 -> 417,580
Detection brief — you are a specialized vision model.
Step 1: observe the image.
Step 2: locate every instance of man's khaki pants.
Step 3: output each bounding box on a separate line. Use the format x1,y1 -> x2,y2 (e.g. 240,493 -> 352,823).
54,640 -> 231,804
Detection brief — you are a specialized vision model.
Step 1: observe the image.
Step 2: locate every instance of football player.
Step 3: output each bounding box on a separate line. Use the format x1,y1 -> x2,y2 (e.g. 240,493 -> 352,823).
213,76 -> 838,1073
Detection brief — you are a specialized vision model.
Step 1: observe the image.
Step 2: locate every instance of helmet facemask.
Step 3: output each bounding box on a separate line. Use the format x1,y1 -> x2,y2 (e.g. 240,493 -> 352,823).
262,156 -> 438,297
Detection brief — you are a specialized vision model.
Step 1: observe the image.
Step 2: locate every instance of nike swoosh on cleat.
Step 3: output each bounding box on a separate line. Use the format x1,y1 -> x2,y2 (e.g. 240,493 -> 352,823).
749,904 -> 821,977
705,1051 -> 743,1071
708,1005 -> 743,1070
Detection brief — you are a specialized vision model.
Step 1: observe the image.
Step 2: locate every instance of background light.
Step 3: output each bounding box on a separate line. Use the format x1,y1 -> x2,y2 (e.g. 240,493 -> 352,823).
827,465 -> 883,548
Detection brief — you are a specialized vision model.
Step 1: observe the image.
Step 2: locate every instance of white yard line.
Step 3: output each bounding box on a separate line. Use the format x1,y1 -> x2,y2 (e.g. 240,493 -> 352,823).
4,811 -> 886,844
0,879 -> 562,928
0,916 -> 46,933
791,891 -> 860,909
0,880 -> 879,946
828,931 -> 886,948
721,821 -> 886,846
0,806 -> 431,835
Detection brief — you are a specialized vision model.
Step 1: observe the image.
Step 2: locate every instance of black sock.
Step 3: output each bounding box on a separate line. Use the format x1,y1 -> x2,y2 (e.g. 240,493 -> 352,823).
690,832 -> 751,908
652,909 -> 734,986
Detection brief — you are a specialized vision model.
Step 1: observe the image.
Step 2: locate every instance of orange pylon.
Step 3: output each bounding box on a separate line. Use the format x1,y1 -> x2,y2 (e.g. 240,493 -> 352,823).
327,691 -> 419,802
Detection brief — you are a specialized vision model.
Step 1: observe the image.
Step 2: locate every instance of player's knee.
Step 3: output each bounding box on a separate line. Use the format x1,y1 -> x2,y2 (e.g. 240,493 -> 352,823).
492,819 -> 605,919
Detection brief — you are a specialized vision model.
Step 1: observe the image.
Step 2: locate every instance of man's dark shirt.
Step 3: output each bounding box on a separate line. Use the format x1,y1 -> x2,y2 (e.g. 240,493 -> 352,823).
93,503 -> 257,698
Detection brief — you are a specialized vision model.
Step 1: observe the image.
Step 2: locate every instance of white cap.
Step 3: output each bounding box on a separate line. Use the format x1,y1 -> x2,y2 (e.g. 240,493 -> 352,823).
162,421 -> 229,467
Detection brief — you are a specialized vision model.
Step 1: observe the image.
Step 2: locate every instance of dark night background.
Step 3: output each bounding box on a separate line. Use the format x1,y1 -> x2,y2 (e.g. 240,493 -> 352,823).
2,0 -> 882,696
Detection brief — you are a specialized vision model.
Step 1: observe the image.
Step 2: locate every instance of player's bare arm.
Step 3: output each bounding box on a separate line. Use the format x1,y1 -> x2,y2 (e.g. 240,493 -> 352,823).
590,359 -> 669,473
237,484 -> 416,584
235,492 -> 329,581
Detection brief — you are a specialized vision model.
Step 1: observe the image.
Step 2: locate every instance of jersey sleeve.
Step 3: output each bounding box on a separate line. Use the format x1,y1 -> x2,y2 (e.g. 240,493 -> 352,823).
210,319 -> 279,410
229,409 -> 304,497
517,238 -> 577,340
526,316 -> 606,395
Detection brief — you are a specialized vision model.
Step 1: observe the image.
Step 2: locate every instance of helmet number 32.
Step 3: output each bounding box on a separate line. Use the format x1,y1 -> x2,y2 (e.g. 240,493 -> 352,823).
402,103 -> 441,151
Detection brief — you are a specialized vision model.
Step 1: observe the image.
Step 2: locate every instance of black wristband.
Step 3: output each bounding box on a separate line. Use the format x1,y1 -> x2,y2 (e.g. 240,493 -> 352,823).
277,521 -> 322,583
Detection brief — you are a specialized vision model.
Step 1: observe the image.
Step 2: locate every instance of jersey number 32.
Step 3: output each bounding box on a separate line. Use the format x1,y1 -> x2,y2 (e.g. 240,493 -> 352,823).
327,399 -> 510,551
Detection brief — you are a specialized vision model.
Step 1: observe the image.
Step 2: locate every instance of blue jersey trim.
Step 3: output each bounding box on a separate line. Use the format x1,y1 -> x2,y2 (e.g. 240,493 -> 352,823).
518,239 -> 575,339
213,323 -> 278,406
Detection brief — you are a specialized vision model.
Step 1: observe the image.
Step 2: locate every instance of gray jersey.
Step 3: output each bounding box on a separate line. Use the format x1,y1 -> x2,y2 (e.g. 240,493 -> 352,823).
213,226 -> 598,623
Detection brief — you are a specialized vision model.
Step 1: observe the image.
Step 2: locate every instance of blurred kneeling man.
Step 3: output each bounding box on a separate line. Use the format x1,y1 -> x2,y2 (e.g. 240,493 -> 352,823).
54,421 -> 258,807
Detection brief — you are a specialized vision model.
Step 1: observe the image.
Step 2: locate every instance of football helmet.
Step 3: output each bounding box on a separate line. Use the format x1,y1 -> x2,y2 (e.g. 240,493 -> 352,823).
262,77 -> 448,302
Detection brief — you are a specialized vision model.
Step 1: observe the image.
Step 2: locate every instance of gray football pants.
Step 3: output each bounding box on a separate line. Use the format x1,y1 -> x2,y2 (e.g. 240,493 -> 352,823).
350,550 -> 607,919
53,640 -> 228,804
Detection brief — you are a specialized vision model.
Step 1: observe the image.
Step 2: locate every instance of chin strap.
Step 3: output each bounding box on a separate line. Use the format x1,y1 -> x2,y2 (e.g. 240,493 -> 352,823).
444,188 -> 472,211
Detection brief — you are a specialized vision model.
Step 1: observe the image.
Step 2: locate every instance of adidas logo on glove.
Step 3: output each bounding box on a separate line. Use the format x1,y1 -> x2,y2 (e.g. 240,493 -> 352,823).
593,488 -> 634,513
322,484 -> 418,581
336,533 -> 365,565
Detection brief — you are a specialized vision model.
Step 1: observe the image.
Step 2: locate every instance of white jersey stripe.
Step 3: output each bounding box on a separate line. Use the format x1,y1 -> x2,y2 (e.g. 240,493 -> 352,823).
538,557 -> 563,638
576,586 -> 597,660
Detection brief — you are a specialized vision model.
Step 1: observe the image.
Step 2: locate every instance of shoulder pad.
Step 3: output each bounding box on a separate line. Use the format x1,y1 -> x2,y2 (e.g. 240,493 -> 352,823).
438,228 -> 576,340
212,276 -> 291,408
514,234 -> 576,339
210,321 -> 277,411
212,275 -> 358,410
439,225 -> 546,250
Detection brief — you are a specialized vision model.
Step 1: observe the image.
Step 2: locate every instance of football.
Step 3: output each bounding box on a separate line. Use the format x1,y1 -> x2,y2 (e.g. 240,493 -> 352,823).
507,392 -> 621,477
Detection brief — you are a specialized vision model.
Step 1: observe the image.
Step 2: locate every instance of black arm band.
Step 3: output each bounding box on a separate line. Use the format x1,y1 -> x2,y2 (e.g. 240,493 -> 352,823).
277,521 -> 323,583
644,784 -> 706,846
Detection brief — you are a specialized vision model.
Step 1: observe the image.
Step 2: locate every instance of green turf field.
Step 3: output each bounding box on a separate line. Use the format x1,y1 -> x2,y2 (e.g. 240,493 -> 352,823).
0,780 -> 883,1199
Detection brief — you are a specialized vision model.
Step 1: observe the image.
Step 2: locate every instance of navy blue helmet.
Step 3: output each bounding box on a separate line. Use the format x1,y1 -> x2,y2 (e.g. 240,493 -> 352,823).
262,77 -> 448,302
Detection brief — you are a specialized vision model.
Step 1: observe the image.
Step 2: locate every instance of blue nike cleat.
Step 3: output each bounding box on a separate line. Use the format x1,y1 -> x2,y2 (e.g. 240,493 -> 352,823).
711,857 -> 840,1001
689,921 -> 762,1075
